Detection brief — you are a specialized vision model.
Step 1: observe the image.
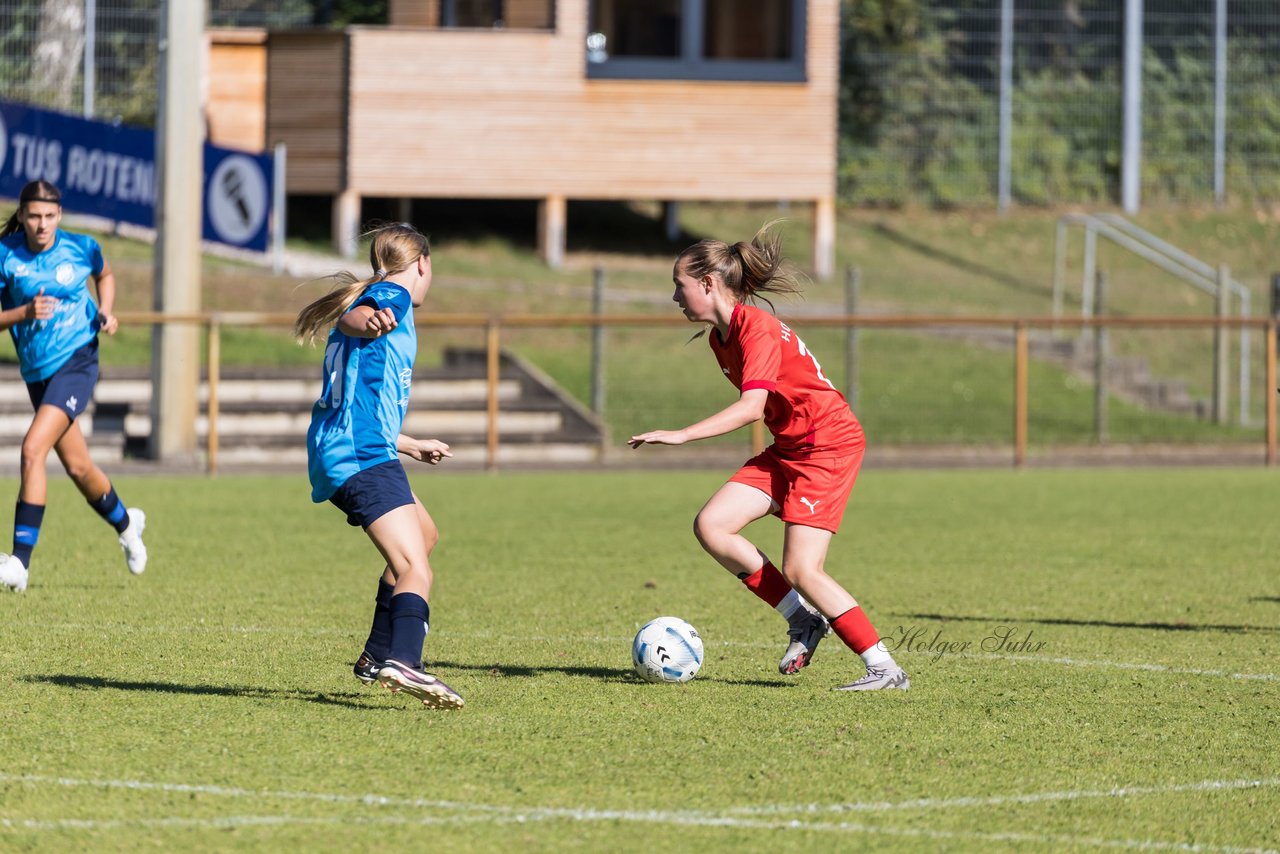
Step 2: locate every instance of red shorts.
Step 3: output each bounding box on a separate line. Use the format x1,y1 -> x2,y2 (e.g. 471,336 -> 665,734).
728,446 -> 864,533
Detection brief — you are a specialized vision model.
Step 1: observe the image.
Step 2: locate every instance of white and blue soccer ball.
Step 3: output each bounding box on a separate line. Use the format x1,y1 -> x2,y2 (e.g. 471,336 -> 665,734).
632,616 -> 704,683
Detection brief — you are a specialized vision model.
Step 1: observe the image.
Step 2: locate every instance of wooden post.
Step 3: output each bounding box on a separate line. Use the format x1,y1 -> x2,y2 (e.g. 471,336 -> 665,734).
1093,271 -> 1108,443
813,196 -> 836,280
206,316 -> 220,476
591,267 -> 605,416
538,194 -> 566,269
332,188 -> 360,259
1267,321 -> 1277,468
486,319 -> 501,472
1014,323 -> 1028,467
1213,264 -> 1230,424
844,266 -> 860,412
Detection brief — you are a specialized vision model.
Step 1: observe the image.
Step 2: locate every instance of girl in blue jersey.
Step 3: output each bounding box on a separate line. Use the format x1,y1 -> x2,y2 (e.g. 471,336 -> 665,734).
0,181 -> 146,594
294,222 -> 462,710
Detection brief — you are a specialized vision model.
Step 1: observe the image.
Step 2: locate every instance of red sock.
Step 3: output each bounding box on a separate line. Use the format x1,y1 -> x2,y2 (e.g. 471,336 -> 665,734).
830,606 -> 881,655
740,562 -> 792,609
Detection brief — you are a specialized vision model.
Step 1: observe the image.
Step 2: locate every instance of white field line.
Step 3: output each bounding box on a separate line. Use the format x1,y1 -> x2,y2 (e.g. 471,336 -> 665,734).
1,777 -> 1277,853
18,624 -> 1280,683
1,812 -> 1275,853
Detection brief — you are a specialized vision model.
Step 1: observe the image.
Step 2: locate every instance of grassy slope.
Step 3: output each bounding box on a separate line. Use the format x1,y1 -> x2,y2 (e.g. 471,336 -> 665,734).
2,202 -> 1273,442
0,468 -> 1276,850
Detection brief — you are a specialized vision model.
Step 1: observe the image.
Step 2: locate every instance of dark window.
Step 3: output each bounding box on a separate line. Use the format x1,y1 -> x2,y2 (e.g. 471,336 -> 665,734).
587,0 -> 804,82
441,0 -> 504,28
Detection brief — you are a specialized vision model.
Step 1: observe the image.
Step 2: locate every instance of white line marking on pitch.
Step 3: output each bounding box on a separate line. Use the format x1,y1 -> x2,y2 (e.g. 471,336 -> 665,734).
1,808 -> 1274,853
17,626 -> 1280,683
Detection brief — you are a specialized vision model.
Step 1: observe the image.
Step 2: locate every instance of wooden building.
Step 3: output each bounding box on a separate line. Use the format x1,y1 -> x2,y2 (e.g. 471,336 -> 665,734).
209,0 -> 838,275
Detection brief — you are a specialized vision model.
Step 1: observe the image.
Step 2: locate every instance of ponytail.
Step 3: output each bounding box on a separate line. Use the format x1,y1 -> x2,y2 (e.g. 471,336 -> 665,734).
675,220 -> 804,312
293,221 -> 429,345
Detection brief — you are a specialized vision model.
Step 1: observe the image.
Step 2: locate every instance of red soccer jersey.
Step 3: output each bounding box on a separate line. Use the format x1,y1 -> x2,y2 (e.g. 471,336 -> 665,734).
709,304 -> 864,457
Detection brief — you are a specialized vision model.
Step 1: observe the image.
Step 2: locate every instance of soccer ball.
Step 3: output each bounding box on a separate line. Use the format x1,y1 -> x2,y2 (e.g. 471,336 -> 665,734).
632,616 -> 704,683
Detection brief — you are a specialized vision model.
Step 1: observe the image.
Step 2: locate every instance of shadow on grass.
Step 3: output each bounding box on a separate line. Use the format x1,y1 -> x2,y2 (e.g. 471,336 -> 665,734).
430,660 -> 792,688
899,612 -> 1280,635
26,674 -> 379,710
871,223 -> 1057,303
1248,597 -> 1280,605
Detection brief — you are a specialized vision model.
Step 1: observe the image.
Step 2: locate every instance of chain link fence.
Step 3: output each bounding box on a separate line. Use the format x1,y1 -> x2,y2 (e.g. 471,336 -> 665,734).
0,0 -> 313,127
841,0 -> 1280,207
0,1 -> 1275,205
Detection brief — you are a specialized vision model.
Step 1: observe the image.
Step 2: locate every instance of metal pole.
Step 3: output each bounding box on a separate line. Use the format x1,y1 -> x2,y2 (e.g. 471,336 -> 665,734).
1082,225 -> 1097,321
486,319 -> 501,472
82,0 -> 96,118
149,0 -> 205,463
997,0 -> 1013,213
1213,264 -> 1230,424
206,317 -> 220,476
1093,271 -> 1108,443
272,143 -> 287,275
1122,0 -> 1143,214
844,266 -> 860,411
590,267 -> 605,415
1267,322 -> 1276,467
1213,0 -> 1227,207
1014,323 -> 1028,467
1239,289 -> 1250,425
1052,218 -> 1067,321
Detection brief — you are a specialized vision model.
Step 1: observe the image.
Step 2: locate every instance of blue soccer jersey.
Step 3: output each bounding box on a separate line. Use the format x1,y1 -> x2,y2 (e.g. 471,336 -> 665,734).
307,282 -> 417,502
0,229 -> 104,382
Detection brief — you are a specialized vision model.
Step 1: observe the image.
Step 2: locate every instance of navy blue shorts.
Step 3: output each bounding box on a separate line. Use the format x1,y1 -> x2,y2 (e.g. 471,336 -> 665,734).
26,339 -> 100,422
329,459 -> 415,529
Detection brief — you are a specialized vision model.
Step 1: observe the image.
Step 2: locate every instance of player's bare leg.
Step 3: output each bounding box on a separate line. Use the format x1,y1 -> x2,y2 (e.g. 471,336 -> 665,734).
365,501 -> 462,708
54,421 -> 147,574
780,523 -> 908,691
694,483 -> 829,673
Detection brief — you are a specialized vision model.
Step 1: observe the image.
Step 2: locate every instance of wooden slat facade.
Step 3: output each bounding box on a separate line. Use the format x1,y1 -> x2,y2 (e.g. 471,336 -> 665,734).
265,31 -> 348,193
212,1 -> 838,269
206,29 -> 267,152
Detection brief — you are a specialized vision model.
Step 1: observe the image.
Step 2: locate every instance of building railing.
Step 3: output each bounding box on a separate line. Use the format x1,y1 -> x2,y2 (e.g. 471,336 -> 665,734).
113,312 -> 1279,474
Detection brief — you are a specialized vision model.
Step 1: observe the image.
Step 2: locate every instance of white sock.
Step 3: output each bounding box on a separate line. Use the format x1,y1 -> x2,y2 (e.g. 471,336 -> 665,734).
859,641 -> 895,669
776,588 -> 806,621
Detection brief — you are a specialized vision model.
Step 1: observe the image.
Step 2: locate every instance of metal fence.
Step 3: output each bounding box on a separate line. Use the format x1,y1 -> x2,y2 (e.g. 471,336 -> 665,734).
842,0 -> 1280,207
104,311 -> 1278,475
0,0 -> 311,127
0,1 -> 1276,205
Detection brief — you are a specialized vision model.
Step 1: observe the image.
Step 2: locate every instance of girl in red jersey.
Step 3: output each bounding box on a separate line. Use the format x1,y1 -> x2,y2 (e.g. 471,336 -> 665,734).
629,225 -> 908,691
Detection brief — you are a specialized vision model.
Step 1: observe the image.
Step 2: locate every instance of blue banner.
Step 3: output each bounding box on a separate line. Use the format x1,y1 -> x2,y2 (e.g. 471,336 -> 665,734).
0,100 -> 273,252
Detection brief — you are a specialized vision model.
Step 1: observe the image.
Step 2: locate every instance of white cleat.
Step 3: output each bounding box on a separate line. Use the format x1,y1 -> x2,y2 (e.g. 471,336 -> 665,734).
0,552 -> 29,593
119,508 -> 147,575
835,665 -> 911,692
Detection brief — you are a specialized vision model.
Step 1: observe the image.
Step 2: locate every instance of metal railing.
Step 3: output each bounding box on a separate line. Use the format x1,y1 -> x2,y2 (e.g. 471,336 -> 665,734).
111,310 -> 1279,474
1053,212 -> 1253,423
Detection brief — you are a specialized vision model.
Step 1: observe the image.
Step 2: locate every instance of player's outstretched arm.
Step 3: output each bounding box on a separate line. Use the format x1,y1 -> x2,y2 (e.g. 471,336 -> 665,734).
397,434 -> 452,465
629,389 -> 766,449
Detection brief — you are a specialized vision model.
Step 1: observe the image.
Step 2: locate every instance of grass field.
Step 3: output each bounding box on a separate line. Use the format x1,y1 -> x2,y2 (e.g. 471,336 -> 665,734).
1,467 -> 1277,851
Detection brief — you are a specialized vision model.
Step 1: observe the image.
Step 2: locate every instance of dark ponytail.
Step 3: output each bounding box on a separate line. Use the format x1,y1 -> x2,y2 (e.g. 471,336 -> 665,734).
1,180 -> 62,239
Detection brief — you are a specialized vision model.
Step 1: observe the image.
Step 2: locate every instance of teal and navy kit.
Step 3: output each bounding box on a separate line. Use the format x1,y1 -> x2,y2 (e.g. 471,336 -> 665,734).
0,229 -> 104,383
307,281 -> 416,504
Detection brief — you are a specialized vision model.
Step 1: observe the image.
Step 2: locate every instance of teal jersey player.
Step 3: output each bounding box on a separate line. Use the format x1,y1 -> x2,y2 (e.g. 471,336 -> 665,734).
307,280 -> 416,503
0,228 -> 105,382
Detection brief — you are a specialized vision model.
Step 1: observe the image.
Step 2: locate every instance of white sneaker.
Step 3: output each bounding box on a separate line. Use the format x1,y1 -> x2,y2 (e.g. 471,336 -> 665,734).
0,553 -> 28,592
118,508 -> 147,575
835,665 -> 911,691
